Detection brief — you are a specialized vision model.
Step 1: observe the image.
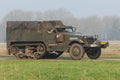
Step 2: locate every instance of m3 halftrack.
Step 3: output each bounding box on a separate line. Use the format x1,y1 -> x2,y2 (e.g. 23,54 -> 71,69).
6,21 -> 109,60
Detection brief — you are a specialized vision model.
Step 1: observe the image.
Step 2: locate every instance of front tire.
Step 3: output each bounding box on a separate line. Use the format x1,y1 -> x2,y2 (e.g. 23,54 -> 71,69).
69,43 -> 85,60
86,48 -> 101,59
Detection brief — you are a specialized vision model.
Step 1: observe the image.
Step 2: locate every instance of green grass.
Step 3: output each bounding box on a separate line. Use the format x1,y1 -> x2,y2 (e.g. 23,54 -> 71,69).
0,60 -> 120,80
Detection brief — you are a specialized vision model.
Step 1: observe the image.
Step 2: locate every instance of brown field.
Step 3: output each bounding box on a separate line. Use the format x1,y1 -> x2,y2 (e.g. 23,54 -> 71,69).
0,41 -> 120,57
0,43 -> 7,55
101,41 -> 120,57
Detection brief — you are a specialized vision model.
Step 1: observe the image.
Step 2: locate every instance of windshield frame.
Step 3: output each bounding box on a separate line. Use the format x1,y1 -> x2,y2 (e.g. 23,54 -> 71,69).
56,26 -> 76,33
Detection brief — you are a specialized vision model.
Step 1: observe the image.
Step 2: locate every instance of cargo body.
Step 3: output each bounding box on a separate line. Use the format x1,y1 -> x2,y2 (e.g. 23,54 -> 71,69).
7,21 -> 109,60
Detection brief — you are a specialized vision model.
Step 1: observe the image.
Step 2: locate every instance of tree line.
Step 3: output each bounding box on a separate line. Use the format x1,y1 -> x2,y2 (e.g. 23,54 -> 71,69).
0,8 -> 120,42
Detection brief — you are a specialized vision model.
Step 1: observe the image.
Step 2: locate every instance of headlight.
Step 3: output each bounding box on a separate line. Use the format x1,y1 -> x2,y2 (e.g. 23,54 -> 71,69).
83,36 -> 87,39
101,41 -> 108,45
94,35 -> 98,40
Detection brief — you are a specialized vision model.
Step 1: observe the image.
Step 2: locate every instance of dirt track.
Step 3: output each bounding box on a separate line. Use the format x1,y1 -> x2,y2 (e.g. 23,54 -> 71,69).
0,56 -> 120,61
0,56 -> 16,60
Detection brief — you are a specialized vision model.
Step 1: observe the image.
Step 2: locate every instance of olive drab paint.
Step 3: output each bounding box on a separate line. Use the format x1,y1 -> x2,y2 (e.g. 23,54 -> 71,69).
6,20 -> 109,60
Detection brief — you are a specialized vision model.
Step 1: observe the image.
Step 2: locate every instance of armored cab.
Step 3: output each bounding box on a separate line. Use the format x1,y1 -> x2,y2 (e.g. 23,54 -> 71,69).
7,21 -> 109,60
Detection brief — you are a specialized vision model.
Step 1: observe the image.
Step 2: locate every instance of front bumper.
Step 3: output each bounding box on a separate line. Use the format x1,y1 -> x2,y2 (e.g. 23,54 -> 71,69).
100,41 -> 109,48
84,41 -> 109,48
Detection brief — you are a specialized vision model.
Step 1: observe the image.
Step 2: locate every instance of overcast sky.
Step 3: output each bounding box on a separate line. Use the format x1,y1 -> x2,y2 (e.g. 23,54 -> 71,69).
0,0 -> 120,19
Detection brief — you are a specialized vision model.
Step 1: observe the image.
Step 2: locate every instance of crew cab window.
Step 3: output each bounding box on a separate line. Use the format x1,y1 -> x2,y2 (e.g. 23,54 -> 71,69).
56,27 -> 74,33
57,28 -> 65,32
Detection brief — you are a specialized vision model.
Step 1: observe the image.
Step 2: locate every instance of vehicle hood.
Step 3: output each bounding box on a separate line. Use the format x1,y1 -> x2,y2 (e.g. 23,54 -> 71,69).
62,32 -> 93,37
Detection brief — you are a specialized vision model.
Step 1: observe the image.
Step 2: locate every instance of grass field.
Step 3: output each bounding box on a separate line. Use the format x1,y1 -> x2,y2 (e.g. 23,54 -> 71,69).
0,60 -> 120,80
0,42 -> 120,80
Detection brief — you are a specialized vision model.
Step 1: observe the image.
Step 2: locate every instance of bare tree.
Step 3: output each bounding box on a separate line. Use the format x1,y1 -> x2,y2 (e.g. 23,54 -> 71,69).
0,9 -> 120,42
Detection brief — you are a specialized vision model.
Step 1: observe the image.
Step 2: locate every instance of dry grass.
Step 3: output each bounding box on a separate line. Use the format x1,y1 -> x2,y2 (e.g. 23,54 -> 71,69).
0,43 -> 7,55
102,41 -> 120,57
0,43 -> 6,49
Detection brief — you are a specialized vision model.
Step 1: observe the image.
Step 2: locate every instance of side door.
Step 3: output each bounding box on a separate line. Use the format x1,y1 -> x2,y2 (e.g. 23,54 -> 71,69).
46,29 -> 65,44
44,27 -> 65,51
46,28 -> 57,44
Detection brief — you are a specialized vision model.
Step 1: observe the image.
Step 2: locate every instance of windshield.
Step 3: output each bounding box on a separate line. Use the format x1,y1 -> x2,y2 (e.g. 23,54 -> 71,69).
56,27 -> 76,33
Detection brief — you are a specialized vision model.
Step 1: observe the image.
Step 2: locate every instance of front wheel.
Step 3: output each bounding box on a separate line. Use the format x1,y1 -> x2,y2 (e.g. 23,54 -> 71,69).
69,43 -> 85,60
86,48 -> 101,59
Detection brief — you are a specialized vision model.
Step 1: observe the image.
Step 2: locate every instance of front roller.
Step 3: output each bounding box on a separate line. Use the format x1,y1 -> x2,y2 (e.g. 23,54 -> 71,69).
34,43 -> 47,59
69,43 -> 85,60
86,47 -> 101,59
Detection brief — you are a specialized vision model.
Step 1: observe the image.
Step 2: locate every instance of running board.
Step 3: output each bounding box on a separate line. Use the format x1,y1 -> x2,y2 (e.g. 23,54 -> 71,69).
48,43 -> 63,46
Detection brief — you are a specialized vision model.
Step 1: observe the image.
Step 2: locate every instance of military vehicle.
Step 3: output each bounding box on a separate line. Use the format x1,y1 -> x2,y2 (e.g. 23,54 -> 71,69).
6,21 -> 109,60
